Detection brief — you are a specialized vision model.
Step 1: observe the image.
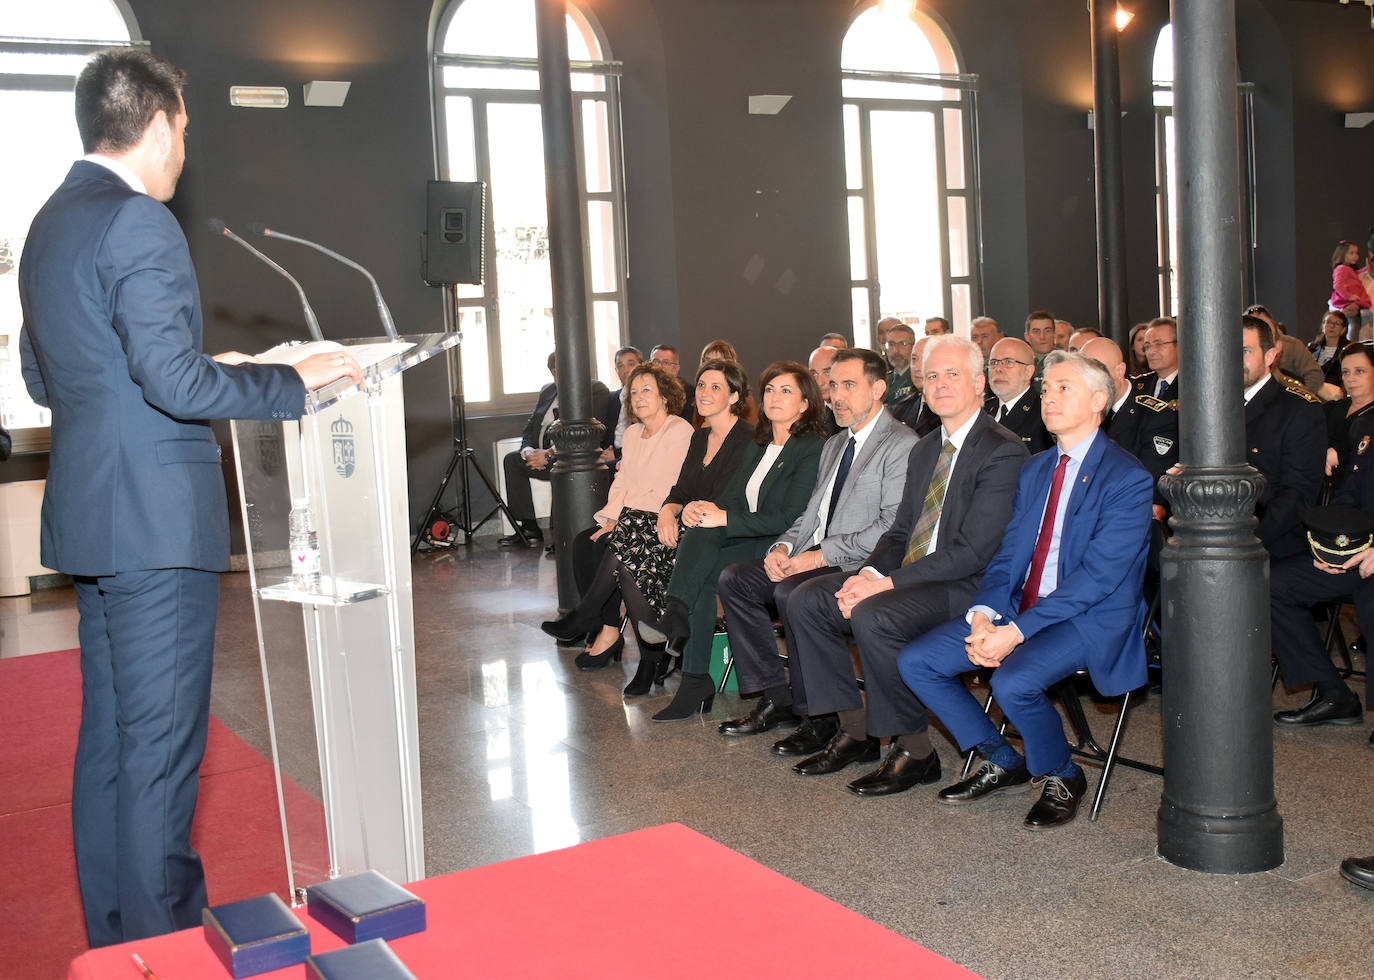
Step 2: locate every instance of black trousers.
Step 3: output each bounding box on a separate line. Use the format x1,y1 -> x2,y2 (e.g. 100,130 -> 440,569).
1270,553 -> 1374,702
717,558 -> 834,709
788,571 -> 959,737
503,451 -> 551,524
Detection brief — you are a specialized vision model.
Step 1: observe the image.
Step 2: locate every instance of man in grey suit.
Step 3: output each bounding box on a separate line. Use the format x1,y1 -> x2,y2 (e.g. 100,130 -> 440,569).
780,336 -> 1028,797
717,348 -> 917,737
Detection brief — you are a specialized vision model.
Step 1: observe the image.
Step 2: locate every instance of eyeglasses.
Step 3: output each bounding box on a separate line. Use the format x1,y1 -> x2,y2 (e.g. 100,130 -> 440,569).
1141,340 -> 1177,351
885,339 -> 913,348
987,358 -> 1032,368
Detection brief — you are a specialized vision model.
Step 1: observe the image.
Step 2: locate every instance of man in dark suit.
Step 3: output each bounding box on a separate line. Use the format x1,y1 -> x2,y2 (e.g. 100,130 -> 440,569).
985,337 -> 1051,454
1121,317 -> 1181,494
499,352 -> 611,547
18,50 -> 360,946
1241,315 -> 1326,561
599,345 -> 642,464
778,337 -> 1028,797
716,348 -> 917,738
899,351 -> 1153,830
883,323 -> 917,405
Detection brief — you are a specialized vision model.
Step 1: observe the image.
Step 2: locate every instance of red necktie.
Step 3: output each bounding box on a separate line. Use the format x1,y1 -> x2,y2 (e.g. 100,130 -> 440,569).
1019,453 -> 1070,614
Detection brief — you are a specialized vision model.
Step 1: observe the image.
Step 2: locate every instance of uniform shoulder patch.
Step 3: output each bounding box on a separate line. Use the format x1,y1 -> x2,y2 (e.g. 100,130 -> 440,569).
1135,394 -> 1172,413
1277,376 -> 1319,403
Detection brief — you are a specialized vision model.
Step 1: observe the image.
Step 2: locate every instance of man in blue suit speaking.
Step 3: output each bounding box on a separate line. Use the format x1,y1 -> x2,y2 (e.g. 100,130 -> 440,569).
19,50 -> 361,946
897,351 -> 1153,830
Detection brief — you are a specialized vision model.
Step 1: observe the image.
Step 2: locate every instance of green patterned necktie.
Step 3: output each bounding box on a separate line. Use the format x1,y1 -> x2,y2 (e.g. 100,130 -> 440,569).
903,439 -> 956,565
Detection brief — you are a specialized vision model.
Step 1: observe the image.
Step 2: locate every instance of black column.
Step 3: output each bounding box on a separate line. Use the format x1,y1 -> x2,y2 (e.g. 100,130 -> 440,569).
1090,0 -> 1129,344
534,0 -> 607,608
1156,0 -> 1283,873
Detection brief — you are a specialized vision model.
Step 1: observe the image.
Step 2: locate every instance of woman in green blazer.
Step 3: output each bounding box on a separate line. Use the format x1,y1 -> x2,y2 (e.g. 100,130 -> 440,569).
650,361 -> 827,721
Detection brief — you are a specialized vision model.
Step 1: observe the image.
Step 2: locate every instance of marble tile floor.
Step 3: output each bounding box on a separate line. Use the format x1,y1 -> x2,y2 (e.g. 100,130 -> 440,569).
4,545 -> 1373,978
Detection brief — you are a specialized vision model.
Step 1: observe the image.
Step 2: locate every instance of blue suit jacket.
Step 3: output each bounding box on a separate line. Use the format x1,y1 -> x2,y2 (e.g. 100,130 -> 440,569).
971,430 -> 1153,695
19,161 -> 305,577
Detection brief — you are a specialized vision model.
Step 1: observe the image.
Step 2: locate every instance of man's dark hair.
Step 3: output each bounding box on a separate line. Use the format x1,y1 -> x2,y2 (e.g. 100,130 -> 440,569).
1148,315 -> 1178,337
75,49 -> 186,155
925,316 -> 950,332
614,346 -> 642,361
1025,309 -> 1055,331
832,348 -> 888,384
1243,314 -> 1274,353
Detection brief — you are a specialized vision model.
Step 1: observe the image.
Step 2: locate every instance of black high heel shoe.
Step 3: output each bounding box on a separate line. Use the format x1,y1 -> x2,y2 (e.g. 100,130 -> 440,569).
624,645 -> 667,697
652,672 -> 716,722
541,608 -> 599,645
574,635 -> 624,671
655,653 -> 680,683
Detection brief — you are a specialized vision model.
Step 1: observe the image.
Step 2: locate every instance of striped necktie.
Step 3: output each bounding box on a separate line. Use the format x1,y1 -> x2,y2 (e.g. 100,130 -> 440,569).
903,439 -> 956,565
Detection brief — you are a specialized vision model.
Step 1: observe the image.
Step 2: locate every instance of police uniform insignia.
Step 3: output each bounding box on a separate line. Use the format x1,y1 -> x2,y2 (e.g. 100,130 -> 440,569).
1338,534 -> 1351,547
1360,436 -> 1370,456
1153,436 -> 1174,456
1136,394 -> 1170,412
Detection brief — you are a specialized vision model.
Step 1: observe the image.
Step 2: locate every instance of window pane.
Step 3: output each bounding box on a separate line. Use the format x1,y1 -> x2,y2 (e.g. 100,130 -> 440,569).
943,108 -> 964,189
7,0 -> 129,40
443,0 -> 601,62
844,104 -> 862,190
444,96 -> 477,181
947,197 -> 968,278
458,280 -> 484,299
869,110 -> 941,321
847,196 -> 867,281
458,306 -> 491,402
487,102 -> 554,395
581,99 -> 611,192
0,52 -> 95,75
852,287 -> 872,349
592,301 -> 619,386
950,284 -> 971,336
443,65 -> 539,91
587,202 -> 616,294
0,88 -> 81,431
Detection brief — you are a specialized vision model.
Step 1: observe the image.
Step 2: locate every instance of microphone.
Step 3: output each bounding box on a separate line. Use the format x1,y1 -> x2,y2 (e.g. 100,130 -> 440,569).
207,218 -> 324,342
248,223 -> 398,341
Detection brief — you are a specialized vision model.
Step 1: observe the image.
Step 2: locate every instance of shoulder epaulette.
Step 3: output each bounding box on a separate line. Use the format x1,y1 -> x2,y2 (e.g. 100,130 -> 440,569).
1134,393 -> 1174,412
1278,376 -> 1320,403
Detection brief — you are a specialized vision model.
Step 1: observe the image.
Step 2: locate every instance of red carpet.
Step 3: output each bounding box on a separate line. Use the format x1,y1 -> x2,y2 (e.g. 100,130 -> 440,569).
70,823 -> 980,979
0,649 -> 326,980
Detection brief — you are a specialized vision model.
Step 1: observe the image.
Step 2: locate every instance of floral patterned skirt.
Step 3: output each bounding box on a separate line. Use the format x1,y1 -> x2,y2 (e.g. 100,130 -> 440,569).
609,509 -> 675,617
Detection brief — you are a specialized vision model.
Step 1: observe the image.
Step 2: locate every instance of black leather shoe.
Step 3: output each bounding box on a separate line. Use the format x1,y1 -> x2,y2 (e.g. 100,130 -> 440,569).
652,672 -> 716,722
497,527 -> 542,548
937,760 -> 1032,805
846,745 -> 941,797
574,636 -> 624,671
771,715 -> 840,757
793,732 -> 880,776
1339,855 -> 1374,891
1273,692 -> 1363,727
541,610 -> 598,644
624,648 -> 667,697
718,697 -> 798,737
1024,768 -> 1089,831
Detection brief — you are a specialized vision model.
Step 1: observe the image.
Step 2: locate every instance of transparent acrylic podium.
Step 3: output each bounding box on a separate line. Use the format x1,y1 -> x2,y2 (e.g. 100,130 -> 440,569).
230,332 -> 458,900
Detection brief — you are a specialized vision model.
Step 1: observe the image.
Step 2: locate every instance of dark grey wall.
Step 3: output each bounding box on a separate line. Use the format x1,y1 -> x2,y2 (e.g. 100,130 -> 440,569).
7,0 -> 1373,545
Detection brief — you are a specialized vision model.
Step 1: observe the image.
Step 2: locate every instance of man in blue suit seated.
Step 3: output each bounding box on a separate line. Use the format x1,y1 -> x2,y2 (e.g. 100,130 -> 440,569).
897,351 -> 1153,830
19,50 -> 361,946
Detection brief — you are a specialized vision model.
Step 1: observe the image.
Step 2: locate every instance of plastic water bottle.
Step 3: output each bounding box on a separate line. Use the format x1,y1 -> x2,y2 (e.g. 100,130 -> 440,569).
288,498 -> 321,592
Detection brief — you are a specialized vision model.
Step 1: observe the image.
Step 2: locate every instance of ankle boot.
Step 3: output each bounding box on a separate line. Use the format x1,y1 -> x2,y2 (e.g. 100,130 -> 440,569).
652,672 -> 716,722
659,598 -> 691,657
624,646 -> 667,697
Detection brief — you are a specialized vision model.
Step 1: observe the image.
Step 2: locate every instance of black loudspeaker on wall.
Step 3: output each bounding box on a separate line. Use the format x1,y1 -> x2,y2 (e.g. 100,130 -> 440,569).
422,180 -> 486,286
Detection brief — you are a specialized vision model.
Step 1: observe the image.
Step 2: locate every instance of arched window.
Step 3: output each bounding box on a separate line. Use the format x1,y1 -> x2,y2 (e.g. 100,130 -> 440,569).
0,1 -> 141,452
1151,23 -> 1257,315
432,0 -> 626,408
841,3 -> 980,344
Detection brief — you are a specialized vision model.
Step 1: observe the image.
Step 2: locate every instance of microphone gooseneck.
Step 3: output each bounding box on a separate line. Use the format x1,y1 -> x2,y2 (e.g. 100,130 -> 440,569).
250,224 -> 398,341
208,218 -> 324,342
